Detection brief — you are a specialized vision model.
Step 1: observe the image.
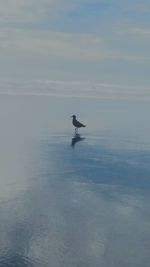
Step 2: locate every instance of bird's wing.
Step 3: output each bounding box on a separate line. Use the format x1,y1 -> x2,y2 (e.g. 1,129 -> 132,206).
76,120 -> 86,127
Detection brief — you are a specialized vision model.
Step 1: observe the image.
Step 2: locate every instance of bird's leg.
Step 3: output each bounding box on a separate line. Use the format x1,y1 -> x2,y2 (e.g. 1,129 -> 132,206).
75,127 -> 78,135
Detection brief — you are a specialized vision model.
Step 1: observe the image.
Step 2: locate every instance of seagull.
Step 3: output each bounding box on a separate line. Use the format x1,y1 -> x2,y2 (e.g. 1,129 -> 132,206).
71,115 -> 86,134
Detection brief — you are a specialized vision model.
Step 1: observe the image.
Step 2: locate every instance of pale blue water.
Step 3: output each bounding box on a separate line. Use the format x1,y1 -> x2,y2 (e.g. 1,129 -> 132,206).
0,95 -> 150,267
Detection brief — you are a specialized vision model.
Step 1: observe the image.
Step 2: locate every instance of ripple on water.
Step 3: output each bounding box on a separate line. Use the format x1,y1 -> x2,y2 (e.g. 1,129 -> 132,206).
0,252 -> 38,267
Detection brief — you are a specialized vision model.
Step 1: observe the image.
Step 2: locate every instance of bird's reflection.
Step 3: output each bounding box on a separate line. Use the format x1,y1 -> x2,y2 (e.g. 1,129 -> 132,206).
71,133 -> 86,147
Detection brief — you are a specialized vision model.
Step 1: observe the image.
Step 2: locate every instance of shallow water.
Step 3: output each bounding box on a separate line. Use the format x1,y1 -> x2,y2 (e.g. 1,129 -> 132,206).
0,95 -> 150,267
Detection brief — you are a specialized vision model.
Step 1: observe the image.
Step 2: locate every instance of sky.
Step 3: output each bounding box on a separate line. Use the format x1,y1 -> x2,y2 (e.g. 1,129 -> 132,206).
0,0 -> 150,99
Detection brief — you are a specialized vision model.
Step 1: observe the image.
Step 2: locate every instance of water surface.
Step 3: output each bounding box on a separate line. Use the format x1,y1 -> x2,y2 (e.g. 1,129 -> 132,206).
0,95 -> 150,267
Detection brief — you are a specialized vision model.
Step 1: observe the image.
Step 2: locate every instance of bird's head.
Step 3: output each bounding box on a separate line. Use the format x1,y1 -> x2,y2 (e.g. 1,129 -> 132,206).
71,115 -> 76,118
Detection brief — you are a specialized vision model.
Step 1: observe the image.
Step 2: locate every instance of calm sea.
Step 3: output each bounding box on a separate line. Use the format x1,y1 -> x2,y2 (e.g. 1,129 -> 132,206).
0,95 -> 150,267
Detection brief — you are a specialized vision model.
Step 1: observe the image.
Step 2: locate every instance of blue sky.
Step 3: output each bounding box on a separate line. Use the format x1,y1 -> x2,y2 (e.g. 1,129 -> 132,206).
0,0 -> 150,98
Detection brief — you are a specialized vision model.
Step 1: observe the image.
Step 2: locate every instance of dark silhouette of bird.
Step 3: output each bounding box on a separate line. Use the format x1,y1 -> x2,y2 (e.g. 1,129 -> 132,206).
71,115 -> 86,134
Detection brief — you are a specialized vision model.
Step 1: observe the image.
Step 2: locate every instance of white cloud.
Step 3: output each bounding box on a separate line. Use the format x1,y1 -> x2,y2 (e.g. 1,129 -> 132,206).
0,79 -> 150,101
0,0 -> 99,24
0,28 -> 118,61
117,26 -> 150,37
1,27 -> 149,63
0,0 -> 149,87
0,0 -> 68,23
